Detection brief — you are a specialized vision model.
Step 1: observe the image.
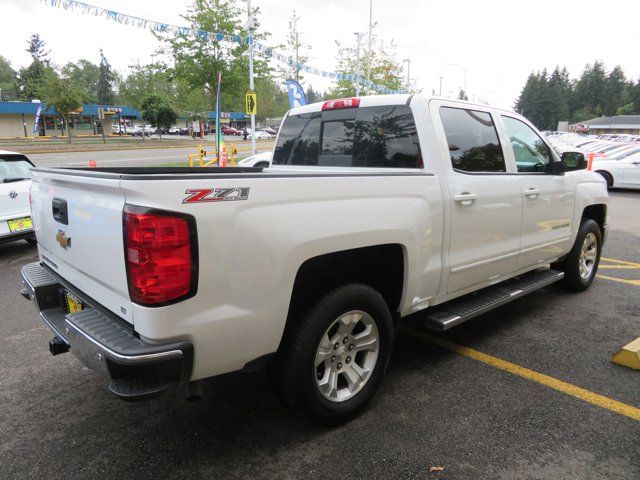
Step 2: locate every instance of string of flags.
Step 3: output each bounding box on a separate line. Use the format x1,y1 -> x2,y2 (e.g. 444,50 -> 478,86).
39,0 -> 408,95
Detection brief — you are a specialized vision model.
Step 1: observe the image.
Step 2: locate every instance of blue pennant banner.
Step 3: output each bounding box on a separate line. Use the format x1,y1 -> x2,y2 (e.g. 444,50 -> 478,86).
39,0 -> 407,95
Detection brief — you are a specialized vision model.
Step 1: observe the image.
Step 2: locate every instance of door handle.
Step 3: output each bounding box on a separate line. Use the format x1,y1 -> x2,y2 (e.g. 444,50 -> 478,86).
524,188 -> 541,198
453,193 -> 477,205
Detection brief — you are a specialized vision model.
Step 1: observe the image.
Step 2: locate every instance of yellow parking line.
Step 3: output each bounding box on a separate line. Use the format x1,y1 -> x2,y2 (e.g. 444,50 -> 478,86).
601,257 -> 640,268
404,328 -> 640,422
597,274 -> 640,287
598,265 -> 640,270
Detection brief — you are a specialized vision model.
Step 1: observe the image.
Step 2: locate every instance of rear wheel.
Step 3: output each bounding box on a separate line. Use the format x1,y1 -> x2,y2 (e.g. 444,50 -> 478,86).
553,219 -> 602,292
272,283 -> 393,425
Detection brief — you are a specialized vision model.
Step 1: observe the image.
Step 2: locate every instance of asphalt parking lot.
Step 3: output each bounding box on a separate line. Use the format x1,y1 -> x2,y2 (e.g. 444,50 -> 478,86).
1,191 -> 638,479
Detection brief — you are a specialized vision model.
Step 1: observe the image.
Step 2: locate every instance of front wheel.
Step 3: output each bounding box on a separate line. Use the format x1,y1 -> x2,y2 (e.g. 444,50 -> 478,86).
553,219 -> 602,292
272,283 -> 394,425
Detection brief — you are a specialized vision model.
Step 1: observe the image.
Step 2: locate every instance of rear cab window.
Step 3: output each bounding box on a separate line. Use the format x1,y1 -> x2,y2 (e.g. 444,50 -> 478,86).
273,105 -> 422,168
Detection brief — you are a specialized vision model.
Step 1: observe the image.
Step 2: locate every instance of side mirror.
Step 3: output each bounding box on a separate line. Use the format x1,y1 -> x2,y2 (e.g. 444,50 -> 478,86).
561,151 -> 588,172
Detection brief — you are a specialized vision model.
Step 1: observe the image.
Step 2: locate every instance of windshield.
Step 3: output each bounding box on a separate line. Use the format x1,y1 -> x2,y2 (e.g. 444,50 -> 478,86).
0,156 -> 33,182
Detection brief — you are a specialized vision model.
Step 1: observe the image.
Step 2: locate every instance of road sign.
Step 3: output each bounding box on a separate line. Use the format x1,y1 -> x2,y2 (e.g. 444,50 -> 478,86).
245,92 -> 257,115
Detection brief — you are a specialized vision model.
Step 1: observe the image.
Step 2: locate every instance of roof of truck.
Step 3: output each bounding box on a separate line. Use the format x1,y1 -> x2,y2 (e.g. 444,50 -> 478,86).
288,94 -> 516,116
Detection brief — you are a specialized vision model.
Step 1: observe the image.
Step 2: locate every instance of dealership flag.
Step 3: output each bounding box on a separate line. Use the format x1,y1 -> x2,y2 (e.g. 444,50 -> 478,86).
286,79 -> 307,109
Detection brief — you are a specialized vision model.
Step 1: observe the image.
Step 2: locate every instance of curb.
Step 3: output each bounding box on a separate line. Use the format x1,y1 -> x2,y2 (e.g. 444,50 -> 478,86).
18,142 -> 274,155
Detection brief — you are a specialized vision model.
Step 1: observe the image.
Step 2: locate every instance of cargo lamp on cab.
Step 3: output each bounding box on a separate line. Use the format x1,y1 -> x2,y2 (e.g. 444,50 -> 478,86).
321,98 -> 360,111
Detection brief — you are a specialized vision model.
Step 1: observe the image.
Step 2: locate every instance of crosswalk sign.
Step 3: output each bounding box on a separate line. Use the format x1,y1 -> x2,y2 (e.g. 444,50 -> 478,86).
245,92 -> 257,115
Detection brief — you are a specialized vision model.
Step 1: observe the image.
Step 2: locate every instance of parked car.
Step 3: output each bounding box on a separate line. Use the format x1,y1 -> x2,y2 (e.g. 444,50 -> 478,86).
21,95 -> 607,425
593,153 -> 640,189
248,130 -> 273,140
237,151 -> 272,168
222,126 -> 241,135
263,127 -> 277,135
0,151 -> 35,245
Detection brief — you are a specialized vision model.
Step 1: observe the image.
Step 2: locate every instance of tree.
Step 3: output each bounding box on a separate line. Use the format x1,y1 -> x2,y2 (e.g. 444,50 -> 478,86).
328,27 -> 407,98
18,34 -> 53,101
279,10 -> 309,84
603,65 -> 628,116
37,71 -> 83,144
306,85 -> 321,104
141,95 -> 177,139
156,0 -> 270,113
119,63 -> 175,110
0,56 -> 19,100
61,59 -> 100,103
97,49 -> 116,104
457,88 -> 468,101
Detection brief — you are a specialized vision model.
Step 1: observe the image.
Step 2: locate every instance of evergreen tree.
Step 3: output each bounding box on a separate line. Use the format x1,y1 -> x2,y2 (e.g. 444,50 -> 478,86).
457,88 -> 468,100
603,65 -> 627,116
18,34 -> 53,101
97,49 -> 116,104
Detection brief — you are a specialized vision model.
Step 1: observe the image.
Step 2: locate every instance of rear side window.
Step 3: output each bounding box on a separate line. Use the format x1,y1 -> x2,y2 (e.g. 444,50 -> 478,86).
440,107 -> 506,173
272,105 -> 422,168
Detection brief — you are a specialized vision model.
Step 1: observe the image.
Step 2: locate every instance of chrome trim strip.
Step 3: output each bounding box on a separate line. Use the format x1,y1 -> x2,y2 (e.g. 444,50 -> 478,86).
520,236 -> 571,254
451,250 -> 520,274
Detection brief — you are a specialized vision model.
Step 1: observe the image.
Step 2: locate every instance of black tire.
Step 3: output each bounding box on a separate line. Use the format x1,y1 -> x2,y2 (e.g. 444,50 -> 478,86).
272,283 -> 394,425
254,162 -> 270,168
596,170 -> 613,189
553,219 -> 602,292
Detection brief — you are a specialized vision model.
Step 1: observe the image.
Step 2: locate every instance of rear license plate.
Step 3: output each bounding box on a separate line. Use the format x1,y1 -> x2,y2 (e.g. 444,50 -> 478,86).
65,292 -> 84,313
8,216 -> 32,233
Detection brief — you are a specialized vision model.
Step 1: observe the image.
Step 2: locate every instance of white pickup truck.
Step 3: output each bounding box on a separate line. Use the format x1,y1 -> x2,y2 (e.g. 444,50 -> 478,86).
21,95 -> 608,424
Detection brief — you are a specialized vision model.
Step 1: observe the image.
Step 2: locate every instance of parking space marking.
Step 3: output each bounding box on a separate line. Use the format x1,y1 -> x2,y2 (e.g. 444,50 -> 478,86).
597,257 -> 640,286
596,275 -> 640,287
404,328 -> 640,422
600,257 -> 640,268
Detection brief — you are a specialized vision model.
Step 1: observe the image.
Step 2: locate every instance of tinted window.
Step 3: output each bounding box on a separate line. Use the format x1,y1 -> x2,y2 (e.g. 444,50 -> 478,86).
502,116 -> 552,173
272,105 -> 422,168
440,107 -> 505,173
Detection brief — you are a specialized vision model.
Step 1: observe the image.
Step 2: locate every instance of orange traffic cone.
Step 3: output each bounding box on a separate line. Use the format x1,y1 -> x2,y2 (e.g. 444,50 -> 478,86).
587,153 -> 594,171
220,145 -> 228,168
89,160 -> 97,167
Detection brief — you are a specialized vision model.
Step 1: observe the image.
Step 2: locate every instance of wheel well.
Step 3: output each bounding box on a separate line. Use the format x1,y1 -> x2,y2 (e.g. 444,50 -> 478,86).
595,170 -> 613,186
285,244 -> 405,327
582,204 -> 607,235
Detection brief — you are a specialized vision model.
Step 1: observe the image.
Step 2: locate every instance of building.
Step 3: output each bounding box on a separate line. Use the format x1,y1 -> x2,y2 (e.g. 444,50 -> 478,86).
0,101 -> 141,138
571,115 -> 640,135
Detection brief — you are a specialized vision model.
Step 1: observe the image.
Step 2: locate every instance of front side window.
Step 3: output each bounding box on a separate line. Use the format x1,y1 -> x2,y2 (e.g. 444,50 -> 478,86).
502,116 -> 553,173
272,105 -> 422,168
439,107 -> 506,173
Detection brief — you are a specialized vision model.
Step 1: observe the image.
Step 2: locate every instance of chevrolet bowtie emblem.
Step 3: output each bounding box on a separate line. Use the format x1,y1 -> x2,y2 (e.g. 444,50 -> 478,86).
9,190 -> 17,199
56,230 -> 71,249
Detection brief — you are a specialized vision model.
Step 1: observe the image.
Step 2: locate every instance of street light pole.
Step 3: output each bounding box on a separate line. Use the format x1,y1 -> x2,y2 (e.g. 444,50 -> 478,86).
366,0 -> 372,82
439,76 -> 443,96
403,59 -> 411,89
354,32 -> 363,96
247,0 -> 256,155
444,63 -> 467,95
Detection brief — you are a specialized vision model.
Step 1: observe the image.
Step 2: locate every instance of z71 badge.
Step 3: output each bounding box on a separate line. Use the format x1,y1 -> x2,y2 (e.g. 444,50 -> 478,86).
183,187 -> 250,204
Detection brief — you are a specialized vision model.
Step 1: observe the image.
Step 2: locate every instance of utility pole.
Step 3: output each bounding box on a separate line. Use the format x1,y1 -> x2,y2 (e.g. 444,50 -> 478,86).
366,0 -> 373,82
403,59 -> 411,89
295,31 -> 299,82
439,76 -> 443,96
354,32 -> 363,96
246,0 -> 257,155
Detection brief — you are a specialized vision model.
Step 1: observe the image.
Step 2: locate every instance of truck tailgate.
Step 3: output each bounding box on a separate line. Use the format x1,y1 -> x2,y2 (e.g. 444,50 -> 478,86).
30,169 -> 133,324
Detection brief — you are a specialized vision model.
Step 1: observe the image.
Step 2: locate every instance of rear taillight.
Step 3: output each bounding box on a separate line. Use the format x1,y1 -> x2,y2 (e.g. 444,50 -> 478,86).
321,97 -> 360,111
124,205 -> 198,306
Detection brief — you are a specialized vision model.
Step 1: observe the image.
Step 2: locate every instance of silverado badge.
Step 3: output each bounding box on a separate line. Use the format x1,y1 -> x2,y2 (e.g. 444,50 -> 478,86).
56,230 -> 71,249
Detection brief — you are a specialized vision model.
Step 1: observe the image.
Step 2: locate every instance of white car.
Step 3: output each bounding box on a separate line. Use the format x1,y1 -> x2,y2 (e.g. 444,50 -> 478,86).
248,130 -> 273,140
237,151 -> 272,168
0,151 -> 35,245
593,155 -> 640,189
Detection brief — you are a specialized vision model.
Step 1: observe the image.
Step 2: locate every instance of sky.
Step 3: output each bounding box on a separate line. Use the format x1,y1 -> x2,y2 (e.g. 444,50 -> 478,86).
2,0 -> 639,110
